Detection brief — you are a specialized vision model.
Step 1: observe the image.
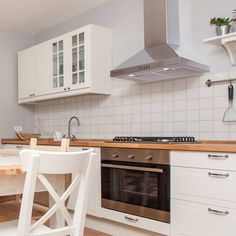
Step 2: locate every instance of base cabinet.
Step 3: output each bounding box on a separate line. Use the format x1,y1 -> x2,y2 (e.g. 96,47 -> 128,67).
171,151 -> 236,236
67,147 -> 101,217
171,199 -> 236,236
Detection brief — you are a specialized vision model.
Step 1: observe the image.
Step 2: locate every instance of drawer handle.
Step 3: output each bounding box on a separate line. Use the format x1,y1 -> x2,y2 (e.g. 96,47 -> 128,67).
16,145 -> 24,149
125,216 -> 139,223
208,154 -> 229,160
208,172 -> 229,178
208,208 -> 229,216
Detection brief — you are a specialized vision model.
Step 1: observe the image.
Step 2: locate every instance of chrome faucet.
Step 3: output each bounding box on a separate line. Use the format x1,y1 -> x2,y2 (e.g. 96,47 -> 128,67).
68,116 -> 80,140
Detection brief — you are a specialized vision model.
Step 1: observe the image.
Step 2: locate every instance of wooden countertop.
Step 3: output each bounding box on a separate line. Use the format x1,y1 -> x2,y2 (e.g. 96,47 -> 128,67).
2,138 -> 236,153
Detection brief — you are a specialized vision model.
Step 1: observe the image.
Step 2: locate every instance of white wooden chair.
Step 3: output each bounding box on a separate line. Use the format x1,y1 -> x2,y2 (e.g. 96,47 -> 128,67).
0,148 -> 95,236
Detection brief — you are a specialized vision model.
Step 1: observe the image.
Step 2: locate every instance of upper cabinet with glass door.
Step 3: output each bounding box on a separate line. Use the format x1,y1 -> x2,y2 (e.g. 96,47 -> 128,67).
18,24 -> 111,104
70,31 -> 86,89
50,36 -> 67,93
66,24 -> 111,95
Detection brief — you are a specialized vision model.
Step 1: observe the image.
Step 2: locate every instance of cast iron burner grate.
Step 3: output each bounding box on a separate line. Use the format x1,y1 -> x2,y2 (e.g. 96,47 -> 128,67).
113,136 -> 196,143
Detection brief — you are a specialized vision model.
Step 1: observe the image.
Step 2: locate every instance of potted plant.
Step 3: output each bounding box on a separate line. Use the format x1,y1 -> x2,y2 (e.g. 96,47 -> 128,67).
210,17 -> 232,36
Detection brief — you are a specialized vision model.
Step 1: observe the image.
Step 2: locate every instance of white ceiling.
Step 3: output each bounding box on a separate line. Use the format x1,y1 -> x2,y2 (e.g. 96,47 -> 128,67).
0,0 -> 110,34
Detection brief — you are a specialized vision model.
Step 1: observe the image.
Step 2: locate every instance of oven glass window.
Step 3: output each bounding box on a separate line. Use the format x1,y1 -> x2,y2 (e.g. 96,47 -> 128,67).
101,162 -> 170,213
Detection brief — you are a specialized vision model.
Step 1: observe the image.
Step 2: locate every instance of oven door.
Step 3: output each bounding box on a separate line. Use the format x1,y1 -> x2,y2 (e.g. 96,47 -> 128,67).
101,160 -> 170,223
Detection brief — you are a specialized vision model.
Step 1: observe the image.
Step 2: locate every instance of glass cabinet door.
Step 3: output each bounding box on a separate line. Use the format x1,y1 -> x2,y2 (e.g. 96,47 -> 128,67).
71,32 -> 86,87
51,40 -> 64,90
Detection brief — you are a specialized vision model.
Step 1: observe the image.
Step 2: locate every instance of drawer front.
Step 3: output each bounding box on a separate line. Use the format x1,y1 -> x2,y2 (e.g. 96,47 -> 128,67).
101,208 -> 170,235
171,199 -> 236,236
171,166 -> 236,204
2,144 -> 29,150
171,151 -> 236,171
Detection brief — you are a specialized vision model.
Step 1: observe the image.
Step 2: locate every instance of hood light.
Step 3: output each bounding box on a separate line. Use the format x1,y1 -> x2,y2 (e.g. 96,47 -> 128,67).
128,74 -> 135,77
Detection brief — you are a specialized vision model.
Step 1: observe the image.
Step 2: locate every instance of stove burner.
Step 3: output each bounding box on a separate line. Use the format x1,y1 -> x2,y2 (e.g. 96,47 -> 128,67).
113,136 -> 196,143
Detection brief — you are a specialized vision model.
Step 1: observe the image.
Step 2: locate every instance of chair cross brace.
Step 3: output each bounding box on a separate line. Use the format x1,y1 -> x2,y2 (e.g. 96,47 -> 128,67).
30,173 -> 80,233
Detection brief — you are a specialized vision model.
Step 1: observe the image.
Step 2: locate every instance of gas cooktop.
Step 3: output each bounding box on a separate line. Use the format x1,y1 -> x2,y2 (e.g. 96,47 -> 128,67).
112,136 -> 196,143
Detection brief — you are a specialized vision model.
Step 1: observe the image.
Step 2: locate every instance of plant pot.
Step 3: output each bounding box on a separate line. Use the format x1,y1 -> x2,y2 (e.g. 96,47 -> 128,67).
216,25 -> 231,36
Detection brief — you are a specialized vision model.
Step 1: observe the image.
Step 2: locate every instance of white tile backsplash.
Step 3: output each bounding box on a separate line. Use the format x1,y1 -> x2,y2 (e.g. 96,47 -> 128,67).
34,71 -> 236,140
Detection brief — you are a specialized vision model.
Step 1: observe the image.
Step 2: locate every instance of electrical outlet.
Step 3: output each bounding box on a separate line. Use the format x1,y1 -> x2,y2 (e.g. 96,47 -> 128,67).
14,126 -> 23,132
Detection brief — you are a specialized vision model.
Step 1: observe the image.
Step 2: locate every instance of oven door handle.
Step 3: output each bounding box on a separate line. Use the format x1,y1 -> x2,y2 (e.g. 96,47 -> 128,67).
101,163 -> 164,173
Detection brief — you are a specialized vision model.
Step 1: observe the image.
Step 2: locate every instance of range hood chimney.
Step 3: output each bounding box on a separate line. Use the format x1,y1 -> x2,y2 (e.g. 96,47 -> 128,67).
110,0 -> 209,83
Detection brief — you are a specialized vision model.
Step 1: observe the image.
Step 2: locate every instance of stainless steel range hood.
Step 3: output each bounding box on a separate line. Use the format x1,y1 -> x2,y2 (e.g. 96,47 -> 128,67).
110,0 -> 209,83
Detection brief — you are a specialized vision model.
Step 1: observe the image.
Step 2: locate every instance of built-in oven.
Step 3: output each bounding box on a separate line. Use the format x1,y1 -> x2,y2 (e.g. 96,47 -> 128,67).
101,148 -> 170,223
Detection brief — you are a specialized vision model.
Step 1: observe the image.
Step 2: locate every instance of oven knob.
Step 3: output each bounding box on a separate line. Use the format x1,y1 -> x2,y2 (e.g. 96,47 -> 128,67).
127,154 -> 135,159
145,155 -> 153,161
112,153 -> 119,159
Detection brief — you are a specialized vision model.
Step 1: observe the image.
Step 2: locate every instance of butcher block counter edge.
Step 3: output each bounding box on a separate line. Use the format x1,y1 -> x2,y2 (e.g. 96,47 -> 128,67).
1,138 -> 236,153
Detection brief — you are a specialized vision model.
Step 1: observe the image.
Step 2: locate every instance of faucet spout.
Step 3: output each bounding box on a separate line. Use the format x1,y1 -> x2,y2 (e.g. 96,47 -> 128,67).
68,116 -> 80,140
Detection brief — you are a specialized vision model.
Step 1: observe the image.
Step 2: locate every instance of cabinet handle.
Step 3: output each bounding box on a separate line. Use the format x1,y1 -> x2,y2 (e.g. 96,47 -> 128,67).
208,208 -> 229,216
208,154 -> 229,160
16,145 -> 24,149
125,216 -> 139,223
208,172 -> 229,178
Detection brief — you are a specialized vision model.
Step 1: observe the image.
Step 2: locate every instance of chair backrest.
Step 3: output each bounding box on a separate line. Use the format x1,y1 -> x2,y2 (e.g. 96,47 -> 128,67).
30,138 -> 70,152
17,148 -> 94,236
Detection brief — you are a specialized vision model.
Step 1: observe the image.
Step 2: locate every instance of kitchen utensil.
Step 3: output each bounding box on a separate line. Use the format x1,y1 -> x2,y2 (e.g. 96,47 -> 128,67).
223,83 -> 236,123
15,131 -> 41,141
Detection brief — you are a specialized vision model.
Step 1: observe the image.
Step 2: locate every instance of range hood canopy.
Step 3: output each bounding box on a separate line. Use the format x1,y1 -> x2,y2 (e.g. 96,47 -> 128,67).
110,0 -> 209,83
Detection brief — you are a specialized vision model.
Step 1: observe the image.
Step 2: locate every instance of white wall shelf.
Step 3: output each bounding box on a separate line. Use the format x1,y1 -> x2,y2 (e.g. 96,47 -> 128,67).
204,32 -> 236,65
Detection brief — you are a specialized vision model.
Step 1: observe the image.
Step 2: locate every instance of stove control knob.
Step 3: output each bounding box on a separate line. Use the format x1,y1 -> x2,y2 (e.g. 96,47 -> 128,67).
145,155 -> 153,161
127,154 -> 135,159
112,153 -> 119,159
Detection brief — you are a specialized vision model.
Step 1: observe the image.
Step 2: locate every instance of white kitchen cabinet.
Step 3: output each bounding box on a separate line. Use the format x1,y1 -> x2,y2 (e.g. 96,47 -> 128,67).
172,199 -> 236,236
67,147 -> 102,218
48,35 -> 68,94
18,42 -> 49,101
171,166 -> 236,207
100,208 -> 170,235
18,24 -> 111,104
171,151 -> 236,236
18,47 -> 34,100
2,144 -> 29,150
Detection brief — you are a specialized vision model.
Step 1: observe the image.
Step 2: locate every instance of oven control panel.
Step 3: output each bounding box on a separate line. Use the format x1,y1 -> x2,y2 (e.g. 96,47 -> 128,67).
101,148 -> 169,165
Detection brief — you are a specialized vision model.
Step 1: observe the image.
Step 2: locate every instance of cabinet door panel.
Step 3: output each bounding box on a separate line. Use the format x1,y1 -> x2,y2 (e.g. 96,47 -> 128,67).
171,166 -> 236,204
67,147 -> 101,217
18,48 -> 34,99
34,42 -> 50,96
48,37 -> 67,93
67,30 -> 90,90
171,151 -> 236,171
171,199 -> 236,236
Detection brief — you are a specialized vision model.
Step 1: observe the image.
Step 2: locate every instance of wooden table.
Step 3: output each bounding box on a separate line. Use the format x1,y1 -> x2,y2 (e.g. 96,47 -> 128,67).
0,154 -> 65,228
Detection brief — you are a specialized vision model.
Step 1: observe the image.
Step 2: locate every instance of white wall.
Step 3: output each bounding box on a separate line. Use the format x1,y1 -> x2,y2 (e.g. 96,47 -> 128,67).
0,30 -> 35,138
34,0 -> 236,141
